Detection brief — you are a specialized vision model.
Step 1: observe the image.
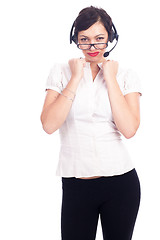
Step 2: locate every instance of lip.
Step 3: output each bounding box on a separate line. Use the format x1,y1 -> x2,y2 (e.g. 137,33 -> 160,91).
87,52 -> 99,57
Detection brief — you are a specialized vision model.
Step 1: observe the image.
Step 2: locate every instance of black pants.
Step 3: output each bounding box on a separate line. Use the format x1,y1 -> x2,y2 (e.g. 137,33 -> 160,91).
61,169 -> 141,240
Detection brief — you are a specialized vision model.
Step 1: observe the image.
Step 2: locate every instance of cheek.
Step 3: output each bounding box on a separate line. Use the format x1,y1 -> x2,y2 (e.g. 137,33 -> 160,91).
82,50 -> 89,58
98,49 -> 106,57
101,48 -> 106,54
82,50 -> 87,55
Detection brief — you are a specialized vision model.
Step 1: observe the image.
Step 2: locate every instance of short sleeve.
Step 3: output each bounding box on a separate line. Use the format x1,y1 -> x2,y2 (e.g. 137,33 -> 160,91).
123,69 -> 142,96
45,63 -> 63,93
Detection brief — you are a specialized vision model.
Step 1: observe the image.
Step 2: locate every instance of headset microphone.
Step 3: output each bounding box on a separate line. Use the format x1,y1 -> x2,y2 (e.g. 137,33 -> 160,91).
103,34 -> 119,57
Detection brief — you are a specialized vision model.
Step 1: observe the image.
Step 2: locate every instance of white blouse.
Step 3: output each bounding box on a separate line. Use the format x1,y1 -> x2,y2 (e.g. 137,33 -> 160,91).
45,61 -> 142,178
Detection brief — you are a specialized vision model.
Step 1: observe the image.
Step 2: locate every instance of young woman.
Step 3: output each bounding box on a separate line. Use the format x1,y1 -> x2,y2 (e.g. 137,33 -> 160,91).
41,6 -> 142,240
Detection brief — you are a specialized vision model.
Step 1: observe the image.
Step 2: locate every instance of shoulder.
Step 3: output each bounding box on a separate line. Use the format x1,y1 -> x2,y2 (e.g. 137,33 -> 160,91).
117,64 -> 142,96
117,64 -> 138,79
117,64 -> 140,84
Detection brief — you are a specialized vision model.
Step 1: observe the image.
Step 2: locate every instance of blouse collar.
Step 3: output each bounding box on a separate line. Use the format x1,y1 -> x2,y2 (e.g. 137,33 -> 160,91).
97,62 -> 103,69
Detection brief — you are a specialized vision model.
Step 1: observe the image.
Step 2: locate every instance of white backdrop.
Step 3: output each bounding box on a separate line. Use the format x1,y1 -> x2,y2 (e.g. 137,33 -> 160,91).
0,0 -> 160,239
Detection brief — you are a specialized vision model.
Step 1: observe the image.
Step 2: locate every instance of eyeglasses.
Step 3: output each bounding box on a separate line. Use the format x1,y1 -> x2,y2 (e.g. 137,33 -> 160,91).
77,43 -> 108,50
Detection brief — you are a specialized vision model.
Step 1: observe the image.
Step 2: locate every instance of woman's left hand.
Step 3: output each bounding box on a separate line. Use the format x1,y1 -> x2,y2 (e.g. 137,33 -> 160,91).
102,60 -> 119,82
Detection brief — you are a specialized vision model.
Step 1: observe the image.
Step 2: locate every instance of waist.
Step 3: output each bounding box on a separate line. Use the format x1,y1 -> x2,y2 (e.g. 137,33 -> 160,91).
59,121 -> 121,142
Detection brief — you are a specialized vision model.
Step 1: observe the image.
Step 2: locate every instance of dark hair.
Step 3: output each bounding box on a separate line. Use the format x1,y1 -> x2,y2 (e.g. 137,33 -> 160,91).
73,6 -> 113,44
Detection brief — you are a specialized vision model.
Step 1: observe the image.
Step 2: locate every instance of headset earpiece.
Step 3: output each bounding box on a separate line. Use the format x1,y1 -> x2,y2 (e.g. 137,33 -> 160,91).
109,23 -> 119,43
108,30 -> 115,43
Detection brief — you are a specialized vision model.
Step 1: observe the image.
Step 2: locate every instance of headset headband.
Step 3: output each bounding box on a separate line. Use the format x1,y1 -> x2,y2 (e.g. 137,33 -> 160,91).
70,21 -> 119,44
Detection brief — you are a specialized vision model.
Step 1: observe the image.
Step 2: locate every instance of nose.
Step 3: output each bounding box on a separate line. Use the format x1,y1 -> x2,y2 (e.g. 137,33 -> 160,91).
90,44 -> 96,51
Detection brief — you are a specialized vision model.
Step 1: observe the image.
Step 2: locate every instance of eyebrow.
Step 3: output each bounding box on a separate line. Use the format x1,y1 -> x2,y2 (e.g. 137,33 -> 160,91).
79,34 -> 105,38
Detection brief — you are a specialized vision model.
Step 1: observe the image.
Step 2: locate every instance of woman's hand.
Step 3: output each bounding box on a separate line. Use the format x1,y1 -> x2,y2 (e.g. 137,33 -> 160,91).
102,60 -> 119,82
68,58 -> 86,82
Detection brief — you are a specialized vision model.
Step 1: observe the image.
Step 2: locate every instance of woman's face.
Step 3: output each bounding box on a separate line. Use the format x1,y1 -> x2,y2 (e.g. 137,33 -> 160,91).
77,21 -> 108,63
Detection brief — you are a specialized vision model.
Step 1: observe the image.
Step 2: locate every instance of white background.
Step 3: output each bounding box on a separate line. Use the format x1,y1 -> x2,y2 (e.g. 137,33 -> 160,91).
0,0 -> 160,239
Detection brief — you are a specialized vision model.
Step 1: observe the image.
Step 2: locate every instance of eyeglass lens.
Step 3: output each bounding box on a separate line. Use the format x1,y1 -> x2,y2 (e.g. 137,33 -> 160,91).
78,43 -> 107,50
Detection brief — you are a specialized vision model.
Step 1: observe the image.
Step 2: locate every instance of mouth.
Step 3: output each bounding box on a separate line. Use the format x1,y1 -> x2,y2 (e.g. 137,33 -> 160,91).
87,52 -> 100,57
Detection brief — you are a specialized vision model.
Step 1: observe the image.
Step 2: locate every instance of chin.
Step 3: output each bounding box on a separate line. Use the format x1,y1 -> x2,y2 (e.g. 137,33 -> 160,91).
85,53 -> 105,63
86,56 -> 104,63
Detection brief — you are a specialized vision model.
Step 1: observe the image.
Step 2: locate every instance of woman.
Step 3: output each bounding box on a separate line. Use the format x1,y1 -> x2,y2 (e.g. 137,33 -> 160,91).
41,6 -> 142,240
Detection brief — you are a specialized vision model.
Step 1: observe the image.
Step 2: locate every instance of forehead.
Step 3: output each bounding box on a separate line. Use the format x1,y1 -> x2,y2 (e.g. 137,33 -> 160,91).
78,21 -> 108,37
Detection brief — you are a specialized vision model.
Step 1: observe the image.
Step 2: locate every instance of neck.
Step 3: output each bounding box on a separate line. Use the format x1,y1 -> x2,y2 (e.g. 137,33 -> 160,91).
86,59 -> 105,71
85,57 -> 106,65
90,62 -> 99,70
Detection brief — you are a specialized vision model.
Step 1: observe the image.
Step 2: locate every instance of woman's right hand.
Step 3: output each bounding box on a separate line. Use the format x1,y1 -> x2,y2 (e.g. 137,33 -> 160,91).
68,58 -> 86,82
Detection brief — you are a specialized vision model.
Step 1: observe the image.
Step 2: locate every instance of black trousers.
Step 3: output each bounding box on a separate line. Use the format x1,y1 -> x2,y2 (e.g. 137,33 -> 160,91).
61,169 -> 141,240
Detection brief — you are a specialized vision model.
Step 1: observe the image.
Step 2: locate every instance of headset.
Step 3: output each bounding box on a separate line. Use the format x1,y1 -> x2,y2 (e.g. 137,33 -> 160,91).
70,21 -> 119,57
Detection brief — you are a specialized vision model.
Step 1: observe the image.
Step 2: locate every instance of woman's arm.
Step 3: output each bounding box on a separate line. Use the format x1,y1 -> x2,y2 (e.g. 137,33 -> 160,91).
102,60 -> 141,139
40,58 -> 86,134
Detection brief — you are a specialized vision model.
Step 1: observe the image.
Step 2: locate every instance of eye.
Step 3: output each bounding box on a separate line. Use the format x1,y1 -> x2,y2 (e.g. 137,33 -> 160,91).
97,37 -> 105,41
80,38 -> 88,42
